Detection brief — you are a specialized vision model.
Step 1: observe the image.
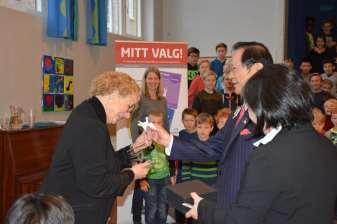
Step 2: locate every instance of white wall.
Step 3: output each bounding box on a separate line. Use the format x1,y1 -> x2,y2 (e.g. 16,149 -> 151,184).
0,4 -> 133,122
142,0 -> 164,41
162,0 -> 285,62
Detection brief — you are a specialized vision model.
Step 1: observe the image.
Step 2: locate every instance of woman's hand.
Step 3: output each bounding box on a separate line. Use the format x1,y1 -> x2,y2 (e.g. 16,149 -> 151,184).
185,192 -> 203,220
132,131 -> 152,153
131,161 -> 151,180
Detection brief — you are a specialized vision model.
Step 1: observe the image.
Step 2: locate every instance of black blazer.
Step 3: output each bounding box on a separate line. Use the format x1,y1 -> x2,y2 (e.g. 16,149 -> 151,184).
198,124 -> 337,224
41,97 -> 134,224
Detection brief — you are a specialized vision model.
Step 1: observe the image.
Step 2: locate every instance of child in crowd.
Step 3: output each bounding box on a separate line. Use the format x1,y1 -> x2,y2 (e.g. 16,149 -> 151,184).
140,111 -> 174,224
321,79 -> 334,95
308,36 -> 329,73
190,113 -> 218,185
215,108 -> 231,130
188,60 -> 210,107
192,70 -> 223,117
283,58 -> 295,70
323,98 -> 337,131
299,57 -> 313,83
320,19 -> 337,50
175,108 -> 198,224
324,98 -> 337,115
176,108 -> 198,183
305,17 -> 315,54
220,61 -> 242,112
321,59 -> 337,95
325,113 -> 337,145
187,47 -> 200,88
210,42 -> 227,92
310,73 -> 322,94
310,73 -> 333,110
312,107 -> 326,135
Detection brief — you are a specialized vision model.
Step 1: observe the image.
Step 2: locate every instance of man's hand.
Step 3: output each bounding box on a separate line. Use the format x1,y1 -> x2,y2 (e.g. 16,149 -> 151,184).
149,125 -> 171,146
185,192 -> 203,220
139,179 -> 150,192
130,161 -> 151,180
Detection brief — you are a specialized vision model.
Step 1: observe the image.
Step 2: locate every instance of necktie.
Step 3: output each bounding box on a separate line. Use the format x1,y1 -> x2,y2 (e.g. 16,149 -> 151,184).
235,105 -> 246,127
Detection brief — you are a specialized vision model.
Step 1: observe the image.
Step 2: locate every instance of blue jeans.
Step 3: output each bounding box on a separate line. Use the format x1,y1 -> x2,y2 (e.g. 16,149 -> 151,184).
144,178 -> 168,224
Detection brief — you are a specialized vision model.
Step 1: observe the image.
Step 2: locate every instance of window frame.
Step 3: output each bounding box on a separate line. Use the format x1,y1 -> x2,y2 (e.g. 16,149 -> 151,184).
0,0 -> 42,15
108,0 -> 142,39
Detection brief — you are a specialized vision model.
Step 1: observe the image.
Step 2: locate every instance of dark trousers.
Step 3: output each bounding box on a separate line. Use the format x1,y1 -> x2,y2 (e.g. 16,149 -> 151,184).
132,180 -> 144,224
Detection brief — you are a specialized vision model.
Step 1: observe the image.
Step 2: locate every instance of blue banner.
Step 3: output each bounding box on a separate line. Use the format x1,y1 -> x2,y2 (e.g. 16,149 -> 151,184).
86,0 -> 107,45
47,0 -> 78,40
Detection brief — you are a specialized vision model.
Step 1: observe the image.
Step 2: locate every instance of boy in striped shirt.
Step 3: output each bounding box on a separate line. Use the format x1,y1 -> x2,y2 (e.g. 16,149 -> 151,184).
191,113 -> 218,186
175,108 -> 198,223
176,108 -> 198,183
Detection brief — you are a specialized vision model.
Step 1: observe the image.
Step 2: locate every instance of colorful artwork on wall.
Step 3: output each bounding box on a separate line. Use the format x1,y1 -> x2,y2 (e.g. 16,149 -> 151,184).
42,55 -> 74,112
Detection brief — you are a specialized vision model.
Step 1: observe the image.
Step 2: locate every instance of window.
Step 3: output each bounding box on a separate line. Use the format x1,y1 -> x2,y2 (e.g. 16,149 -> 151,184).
36,0 -> 41,12
107,0 -> 141,38
0,0 -> 42,13
128,0 -> 134,20
108,0 -> 122,34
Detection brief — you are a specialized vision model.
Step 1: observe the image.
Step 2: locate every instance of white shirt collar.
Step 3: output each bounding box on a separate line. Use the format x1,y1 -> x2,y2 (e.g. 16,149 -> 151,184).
253,125 -> 282,147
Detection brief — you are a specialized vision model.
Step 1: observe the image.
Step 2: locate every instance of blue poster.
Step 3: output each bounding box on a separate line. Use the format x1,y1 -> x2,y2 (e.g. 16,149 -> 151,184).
161,71 -> 181,109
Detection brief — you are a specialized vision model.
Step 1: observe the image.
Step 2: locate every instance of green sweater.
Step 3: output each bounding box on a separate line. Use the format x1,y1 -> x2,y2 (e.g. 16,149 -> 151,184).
191,161 -> 218,180
144,143 -> 170,180
325,128 -> 337,145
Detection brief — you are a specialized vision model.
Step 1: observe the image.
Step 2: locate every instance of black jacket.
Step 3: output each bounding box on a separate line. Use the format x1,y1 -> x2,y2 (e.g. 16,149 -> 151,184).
41,97 -> 134,224
198,124 -> 337,224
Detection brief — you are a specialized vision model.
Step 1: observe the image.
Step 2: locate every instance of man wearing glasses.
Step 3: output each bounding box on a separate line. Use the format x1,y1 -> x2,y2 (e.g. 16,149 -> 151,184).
152,42 -> 274,210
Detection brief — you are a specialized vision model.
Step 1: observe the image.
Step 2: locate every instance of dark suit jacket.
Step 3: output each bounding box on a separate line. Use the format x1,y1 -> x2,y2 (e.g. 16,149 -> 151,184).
170,107 -> 260,208
41,97 -> 134,224
198,124 -> 337,224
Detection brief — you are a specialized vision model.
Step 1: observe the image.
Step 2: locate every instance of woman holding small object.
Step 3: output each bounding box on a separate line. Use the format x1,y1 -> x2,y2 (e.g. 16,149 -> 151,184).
41,71 -> 152,224
131,66 -> 170,224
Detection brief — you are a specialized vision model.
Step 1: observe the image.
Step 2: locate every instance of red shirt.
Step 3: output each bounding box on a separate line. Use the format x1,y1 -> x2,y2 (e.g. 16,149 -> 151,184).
188,75 -> 204,107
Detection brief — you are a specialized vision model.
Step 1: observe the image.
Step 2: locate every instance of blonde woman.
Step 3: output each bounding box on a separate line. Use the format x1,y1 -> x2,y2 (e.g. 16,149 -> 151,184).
131,66 -> 169,141
41,71 -> 151,224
